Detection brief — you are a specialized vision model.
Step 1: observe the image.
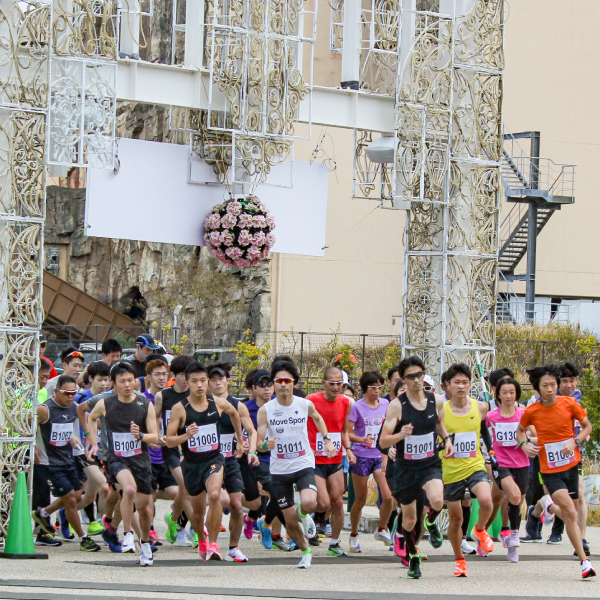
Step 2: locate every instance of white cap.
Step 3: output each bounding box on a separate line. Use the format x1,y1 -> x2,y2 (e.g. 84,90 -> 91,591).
342,371 -> 349,385
423,374 -> 436,390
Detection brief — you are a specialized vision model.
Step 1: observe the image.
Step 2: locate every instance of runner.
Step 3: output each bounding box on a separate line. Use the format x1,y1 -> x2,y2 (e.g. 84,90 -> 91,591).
380,357 -> 453,579
207,363 -> 259,562
32,375 -> 101,552
345,371 -> 393,552
73,361 -> 112,537
124,334 -> 161,378
245,370 -> 289,551
165,362 -> 244,561
486,378 -> 531,562
546,362 -> 589,552
307,367 -> 353,556
257,358 -> 336,569
517,364 -> 595,579
442,363 -> 495,577
154,354 -> 196,546
86,362 -> 159,566
46,348 -> 84,397
143,358 -> 178,547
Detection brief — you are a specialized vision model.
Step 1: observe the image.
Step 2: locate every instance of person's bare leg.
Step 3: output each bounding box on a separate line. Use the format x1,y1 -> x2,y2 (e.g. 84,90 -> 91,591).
372,469 -> 393,529
326,470 -> 345,540
205,468 -> 224,544
228,492 -> 244,547
115,470 -> 137,532
350,473 -> 369,535
447,500 -> 464,559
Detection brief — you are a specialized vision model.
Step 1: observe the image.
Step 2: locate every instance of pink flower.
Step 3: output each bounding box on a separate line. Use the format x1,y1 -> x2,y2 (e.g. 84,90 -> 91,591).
209,231 -> 222,246
226,201 -> 242,216
238,229 -> 253,246
221,213 -> 237,228
252,231 -> 266,246
252,215 -> 266,228
238,213 -> 254,228
203,233 -> 211,245
247,245 -> 261,259
259,248 -> 270,260
266,216 -> 275,230
236,259 -> 250,267
266,233 -> 276,247
205,213 -> 221,229
225,247 -> 243,260
221,231 -> 234,246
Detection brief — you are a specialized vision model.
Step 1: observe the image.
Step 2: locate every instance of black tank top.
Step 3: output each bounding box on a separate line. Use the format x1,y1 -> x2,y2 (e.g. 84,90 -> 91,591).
39,398 -> 79,467
219,396 -> 239,459
161,386 -> 190,432
105,393 -> 151,467
394,391 -> 441,471
179,397 -> 221,463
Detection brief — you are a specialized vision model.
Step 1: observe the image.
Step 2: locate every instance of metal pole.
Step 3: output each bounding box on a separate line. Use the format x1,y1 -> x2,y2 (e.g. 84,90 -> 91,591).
299,332 -> 305,377
361,334 -> 366,373
94,325 -> 99,361
541,340 -> 546,366
525,132 -> 540,322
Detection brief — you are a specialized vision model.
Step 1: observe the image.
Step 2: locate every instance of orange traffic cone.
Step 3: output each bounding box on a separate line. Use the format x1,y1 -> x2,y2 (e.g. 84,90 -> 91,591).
0,472 -> 48,559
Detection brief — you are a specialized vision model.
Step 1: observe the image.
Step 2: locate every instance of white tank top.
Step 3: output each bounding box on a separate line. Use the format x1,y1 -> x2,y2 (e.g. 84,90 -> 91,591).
265,396 -> 315,475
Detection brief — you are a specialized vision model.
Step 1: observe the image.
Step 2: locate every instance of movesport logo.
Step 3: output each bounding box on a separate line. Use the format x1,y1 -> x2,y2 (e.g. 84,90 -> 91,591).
269,416 -> 306,426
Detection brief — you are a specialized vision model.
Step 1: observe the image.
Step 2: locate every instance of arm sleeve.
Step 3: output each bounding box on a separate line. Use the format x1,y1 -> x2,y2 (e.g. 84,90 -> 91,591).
480,419 -> 493,452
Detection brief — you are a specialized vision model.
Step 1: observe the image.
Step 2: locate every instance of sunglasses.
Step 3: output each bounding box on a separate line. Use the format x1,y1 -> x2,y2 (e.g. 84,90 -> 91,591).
423,385 -> 433,392
274,377 -> 294,385
367,385 -> 383,389
325,381 -> 343,386
65,351 -> 84,360
58,389 -> 77,396
256,380 -> 274,388
404,371 -> 424,381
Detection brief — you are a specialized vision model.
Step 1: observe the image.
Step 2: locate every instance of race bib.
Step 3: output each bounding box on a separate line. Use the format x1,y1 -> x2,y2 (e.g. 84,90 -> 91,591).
220,433 -> 235,458
188,424 -> 219,453
545,439 -> 577,469
452,431 -> 477,458
112,432 -> 142,457
275,434 -> 307,460
316,432 -> 342,457
365,424 -> 380,449
50,423 -> 73,447
494,422 -> 518,447
404,432 -> 435,460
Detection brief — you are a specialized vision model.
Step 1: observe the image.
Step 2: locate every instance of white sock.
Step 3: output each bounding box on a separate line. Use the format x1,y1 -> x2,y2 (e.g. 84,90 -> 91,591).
40,508 -> 49,517
330,538 -> 339,545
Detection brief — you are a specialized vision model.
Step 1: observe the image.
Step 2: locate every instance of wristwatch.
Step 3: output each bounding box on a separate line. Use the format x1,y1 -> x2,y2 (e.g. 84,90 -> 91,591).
575,438 -> 582,449
323,434 -> 331,441
139,431 -> 144,441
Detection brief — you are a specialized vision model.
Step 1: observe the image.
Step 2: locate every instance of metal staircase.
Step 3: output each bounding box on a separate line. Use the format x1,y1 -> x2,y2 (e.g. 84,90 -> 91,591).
497,128 -> 575,322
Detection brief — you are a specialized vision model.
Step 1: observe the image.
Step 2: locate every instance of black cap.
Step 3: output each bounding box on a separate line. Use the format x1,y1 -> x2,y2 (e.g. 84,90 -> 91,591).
208,366 -> 228,378
135,333 -> 160,350
39,334 -> 47,344
252,369 -> 272,385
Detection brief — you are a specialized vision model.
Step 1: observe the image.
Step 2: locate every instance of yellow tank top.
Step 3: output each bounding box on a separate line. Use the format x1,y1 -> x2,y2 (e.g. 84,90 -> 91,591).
442,397 -> 486,484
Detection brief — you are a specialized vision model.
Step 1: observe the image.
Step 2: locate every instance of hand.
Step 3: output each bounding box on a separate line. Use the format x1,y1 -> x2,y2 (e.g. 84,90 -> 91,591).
266,437 -> 276,450
70,436 -> 83,450
86,444 -> 98,461
562,439 -> 576,455
234,445 -> 244,459
388,446 -> 397,461
148,443 -> 161,450
444,438 -> 454,459
489,452 -> 499,473
130,421 -> 141,439
324,439 -> 337,458
186,423 -> 199,438
346,448 -> 357,465
399,424 -> 413,439
364,435 -> 375,447
248,453 -> 260,466
522,442 -> 539,458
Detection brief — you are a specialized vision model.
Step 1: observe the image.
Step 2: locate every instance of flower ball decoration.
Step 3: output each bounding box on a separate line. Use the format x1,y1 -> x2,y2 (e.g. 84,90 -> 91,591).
203,196 -> 276,267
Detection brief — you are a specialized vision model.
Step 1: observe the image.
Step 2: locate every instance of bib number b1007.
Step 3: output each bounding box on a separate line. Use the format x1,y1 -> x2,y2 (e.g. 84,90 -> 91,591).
112,432 -> 142,457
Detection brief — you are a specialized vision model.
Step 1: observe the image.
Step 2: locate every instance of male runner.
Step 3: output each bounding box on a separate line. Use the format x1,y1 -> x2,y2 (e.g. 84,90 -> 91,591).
442,363 -> 495,577
86,362 -> 159,566
207,363 -> 259,562
143,358 -> 178,546
166,362 -> 244,561
154,354 -> 195,545
124,334 -> 161,378
257,358 -> 336,568
380,357 -> 453,579
32,375 -> 101,552
46,348 -> 84,397
517,364 -> 595,579
307,367 -> 354,556
245,370 -> 288,550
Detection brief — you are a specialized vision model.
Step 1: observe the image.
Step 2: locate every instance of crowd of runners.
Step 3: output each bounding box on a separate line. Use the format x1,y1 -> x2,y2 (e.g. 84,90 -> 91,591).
30,334 -> 596,579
